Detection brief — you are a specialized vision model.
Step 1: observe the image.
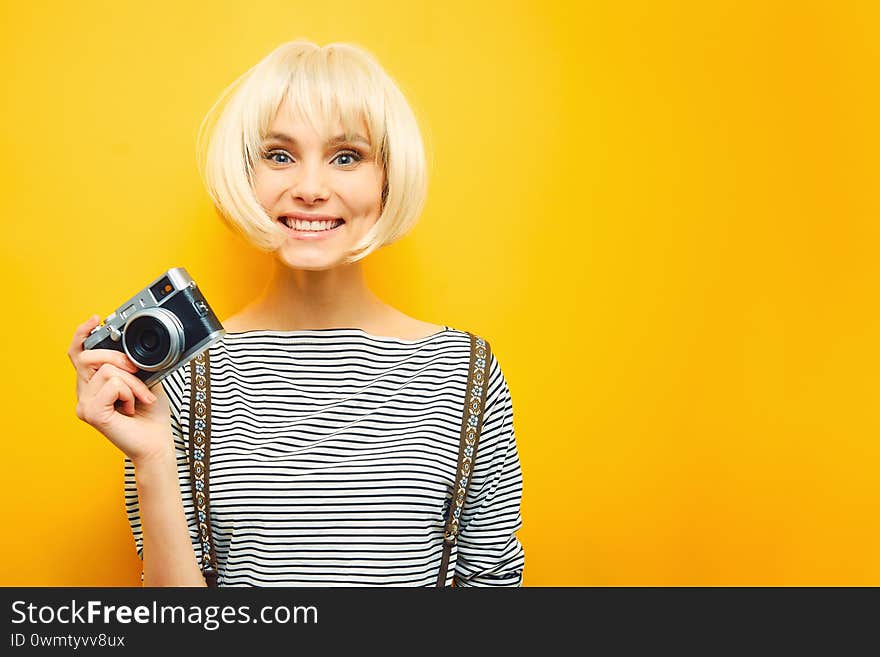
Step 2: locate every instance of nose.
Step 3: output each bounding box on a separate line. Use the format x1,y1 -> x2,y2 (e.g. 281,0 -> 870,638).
289,160 -> 329,205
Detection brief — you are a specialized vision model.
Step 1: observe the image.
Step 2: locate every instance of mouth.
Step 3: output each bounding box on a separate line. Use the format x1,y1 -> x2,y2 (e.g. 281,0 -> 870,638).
277,216 -> 346,240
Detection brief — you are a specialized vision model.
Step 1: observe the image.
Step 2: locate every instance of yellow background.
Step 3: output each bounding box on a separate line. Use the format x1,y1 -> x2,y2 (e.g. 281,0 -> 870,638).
1,1 -> 878,586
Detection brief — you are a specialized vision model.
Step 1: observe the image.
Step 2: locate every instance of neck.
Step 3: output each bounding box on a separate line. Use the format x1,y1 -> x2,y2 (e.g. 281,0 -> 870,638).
240,258 -> 388,331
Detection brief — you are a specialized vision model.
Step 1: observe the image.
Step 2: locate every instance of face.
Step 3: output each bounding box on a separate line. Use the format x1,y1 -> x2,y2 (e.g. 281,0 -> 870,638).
252,99 -> 384,270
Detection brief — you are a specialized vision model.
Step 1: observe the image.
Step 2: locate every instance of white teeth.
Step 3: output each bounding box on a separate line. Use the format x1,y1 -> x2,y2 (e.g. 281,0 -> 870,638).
283,218 -> 342,231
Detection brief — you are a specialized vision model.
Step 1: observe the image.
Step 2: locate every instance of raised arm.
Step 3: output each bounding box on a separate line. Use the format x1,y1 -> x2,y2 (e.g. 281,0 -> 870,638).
69,314 -> 205,587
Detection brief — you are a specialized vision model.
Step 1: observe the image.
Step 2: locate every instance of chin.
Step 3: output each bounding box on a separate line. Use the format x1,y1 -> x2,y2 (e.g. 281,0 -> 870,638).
274,247 -> 344,271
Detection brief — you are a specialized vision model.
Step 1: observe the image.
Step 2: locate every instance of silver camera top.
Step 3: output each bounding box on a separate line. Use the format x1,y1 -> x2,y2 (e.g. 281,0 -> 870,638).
84,267 -> 196,347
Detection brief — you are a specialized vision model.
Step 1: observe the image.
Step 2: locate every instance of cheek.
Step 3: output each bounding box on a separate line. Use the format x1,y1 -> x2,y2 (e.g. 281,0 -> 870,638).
252,162 -> 293,199
345,173 -> 384,214
252,174 -> 280,208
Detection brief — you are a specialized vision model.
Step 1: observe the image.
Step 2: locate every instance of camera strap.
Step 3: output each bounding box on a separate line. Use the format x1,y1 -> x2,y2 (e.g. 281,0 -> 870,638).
436,332 -> 492,587
186,331 -> 491,588
187,350 -> 219,587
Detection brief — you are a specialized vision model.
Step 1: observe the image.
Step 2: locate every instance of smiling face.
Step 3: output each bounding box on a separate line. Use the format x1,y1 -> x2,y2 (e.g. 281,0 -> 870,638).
252,99 -> 385,270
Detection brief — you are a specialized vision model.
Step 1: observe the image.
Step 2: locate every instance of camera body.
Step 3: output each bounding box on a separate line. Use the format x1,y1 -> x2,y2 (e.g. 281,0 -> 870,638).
83,267 -> 226,388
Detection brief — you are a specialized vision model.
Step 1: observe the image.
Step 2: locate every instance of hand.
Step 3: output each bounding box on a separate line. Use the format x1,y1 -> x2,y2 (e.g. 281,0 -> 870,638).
68,314 -> 175,465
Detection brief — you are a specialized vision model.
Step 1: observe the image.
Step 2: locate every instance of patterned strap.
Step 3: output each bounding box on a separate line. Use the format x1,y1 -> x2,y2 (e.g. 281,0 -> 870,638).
187,350 -> 219,587
435,332 -> 492,587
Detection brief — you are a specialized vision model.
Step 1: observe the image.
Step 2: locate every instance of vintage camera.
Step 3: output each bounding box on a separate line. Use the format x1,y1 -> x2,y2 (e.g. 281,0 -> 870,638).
83,267 -> 226,388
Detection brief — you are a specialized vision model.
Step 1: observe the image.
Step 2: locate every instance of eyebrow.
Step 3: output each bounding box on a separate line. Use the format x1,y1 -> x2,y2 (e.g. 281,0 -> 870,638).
265,132 -> 370,146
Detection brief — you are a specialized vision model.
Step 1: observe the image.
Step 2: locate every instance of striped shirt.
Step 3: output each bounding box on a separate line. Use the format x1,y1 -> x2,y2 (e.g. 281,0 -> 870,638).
124,325 -> 525,586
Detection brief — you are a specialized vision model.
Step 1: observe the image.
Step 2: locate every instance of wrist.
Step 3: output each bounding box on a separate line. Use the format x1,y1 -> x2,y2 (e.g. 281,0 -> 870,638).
132,449 -> 176,473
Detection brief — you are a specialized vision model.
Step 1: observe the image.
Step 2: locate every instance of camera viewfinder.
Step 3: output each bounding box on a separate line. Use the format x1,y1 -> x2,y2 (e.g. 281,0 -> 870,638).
150,276 -> 174,302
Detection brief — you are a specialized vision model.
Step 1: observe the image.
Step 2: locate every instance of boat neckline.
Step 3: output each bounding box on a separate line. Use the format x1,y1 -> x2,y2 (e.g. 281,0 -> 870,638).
221,325 -> 451,345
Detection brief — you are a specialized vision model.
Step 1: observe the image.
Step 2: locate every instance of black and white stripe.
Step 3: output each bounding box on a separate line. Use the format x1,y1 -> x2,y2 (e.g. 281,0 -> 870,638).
124,326 -> 524,586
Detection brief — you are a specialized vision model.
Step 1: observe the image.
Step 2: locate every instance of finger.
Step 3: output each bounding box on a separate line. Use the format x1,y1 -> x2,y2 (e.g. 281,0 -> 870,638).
114,383 -> 136,416
68,314 -> 103,358
75,353 -> 138,390
94,378 -> 134,419
90,364 -> 157,405
77,350 -> 139,376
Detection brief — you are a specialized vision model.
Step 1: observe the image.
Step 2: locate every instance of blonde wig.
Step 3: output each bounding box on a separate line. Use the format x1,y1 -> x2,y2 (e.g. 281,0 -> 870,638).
196,40 -> 429,264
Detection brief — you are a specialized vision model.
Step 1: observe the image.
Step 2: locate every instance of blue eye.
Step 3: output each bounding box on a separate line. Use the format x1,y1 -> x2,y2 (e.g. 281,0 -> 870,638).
333,151 -> 362,166
266,151 -> 292,164
263,149 -> 363,167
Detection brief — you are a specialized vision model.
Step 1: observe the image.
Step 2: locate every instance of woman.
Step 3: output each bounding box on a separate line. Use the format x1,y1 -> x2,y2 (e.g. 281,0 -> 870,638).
68,40 -> 524,586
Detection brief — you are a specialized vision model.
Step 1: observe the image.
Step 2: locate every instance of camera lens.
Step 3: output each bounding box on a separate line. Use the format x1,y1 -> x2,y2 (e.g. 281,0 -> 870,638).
142,331 -> 158,350
123,309 -> 184,371
125,316 -> 170,367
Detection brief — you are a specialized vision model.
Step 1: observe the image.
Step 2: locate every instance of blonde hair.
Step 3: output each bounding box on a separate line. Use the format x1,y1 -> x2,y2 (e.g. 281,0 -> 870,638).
196,40 -> 429,265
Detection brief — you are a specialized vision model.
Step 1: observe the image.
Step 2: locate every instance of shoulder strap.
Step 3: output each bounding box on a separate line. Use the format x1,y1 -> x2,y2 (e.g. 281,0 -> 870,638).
187,350 -> 219,587
436,331 -> 492,587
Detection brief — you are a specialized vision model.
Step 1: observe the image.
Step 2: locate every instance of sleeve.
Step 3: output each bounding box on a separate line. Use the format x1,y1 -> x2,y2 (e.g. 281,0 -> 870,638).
453,349 -> 525,587
123,366 -> 192,585
123,456 -> 144,584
